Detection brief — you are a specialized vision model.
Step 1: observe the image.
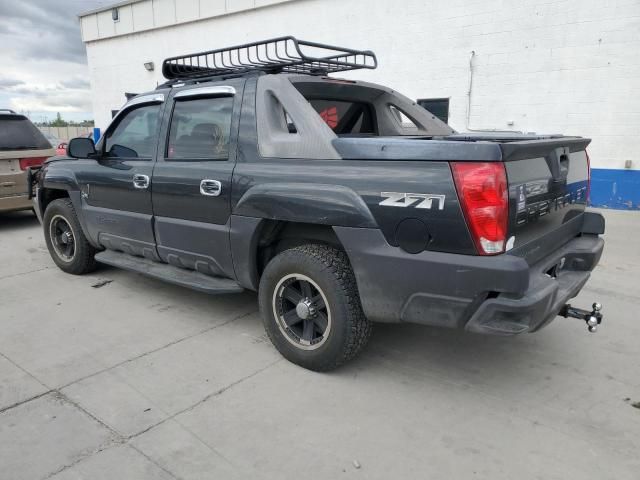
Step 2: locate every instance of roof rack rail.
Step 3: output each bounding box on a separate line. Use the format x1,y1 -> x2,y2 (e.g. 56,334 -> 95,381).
0,109 -> 16,114
162,36 -> 377,80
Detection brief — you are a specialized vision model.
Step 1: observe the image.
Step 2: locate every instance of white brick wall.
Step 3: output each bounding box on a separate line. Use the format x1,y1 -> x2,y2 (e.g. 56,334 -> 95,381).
83,0 -> 640,169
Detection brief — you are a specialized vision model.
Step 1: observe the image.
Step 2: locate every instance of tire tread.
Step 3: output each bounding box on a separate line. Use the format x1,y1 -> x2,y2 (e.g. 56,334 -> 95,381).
44,198 -> 97,275
260,244 -> 371,371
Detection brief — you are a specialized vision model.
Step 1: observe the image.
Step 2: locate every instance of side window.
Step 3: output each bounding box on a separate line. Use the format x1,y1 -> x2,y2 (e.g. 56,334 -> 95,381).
417,98 -> 450,124
166,96 -> 233,160
105,104 -> 160,159
309,99 -> 375,135
389,105 -> 419,129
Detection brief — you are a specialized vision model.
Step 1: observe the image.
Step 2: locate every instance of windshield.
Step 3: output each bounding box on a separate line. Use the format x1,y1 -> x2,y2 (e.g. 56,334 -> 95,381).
0,115 -> 52,151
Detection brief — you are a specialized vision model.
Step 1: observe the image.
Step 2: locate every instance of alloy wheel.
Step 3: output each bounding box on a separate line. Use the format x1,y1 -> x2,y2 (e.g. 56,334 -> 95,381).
272,273 -> 332,350
49,214 -> 76,262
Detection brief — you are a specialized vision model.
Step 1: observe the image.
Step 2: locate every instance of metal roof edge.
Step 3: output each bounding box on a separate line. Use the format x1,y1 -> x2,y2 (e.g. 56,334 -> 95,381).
77,0 -> 145,18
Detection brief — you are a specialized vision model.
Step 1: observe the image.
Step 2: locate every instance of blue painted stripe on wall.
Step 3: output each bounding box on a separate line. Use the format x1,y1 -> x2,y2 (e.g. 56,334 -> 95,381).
590,169 -> 640,210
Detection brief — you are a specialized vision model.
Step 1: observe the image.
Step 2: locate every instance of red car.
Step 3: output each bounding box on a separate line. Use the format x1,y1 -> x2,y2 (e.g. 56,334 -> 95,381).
56,142 -> 67,156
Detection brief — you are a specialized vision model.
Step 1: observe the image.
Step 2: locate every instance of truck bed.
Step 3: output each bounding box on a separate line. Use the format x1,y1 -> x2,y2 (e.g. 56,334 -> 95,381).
333,134 -> 591,263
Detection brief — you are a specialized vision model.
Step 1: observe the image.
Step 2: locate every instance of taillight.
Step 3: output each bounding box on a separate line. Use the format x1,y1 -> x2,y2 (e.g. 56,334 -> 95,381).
585,150 -> 591,204
19,157 -> 48,171
451,162 -> 508,255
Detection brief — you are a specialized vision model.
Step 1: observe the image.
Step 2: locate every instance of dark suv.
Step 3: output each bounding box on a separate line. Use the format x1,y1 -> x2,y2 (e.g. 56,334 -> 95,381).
33,38 -> 604,371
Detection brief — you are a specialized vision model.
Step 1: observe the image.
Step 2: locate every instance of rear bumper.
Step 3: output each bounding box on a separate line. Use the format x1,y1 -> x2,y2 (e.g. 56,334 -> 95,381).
464,235 -> 602,334
0,193 -> 32,213
334,212 -> 605,335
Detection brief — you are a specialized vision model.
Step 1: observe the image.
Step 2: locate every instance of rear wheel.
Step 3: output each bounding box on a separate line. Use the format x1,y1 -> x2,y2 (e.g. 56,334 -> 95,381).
259,244 -> 371,371
43,198 -> 97,275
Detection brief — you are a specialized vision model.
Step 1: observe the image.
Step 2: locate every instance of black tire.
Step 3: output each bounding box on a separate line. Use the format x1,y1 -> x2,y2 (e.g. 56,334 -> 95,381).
258,244 -> 371,371
43,198 -> 97,275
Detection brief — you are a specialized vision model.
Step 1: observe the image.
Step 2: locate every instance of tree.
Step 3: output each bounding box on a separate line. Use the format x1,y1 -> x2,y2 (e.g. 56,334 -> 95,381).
50,112 -> 68,127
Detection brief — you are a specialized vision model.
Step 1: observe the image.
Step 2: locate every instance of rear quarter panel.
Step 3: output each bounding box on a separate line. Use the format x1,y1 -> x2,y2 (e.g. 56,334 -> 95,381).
232,77 -> 475,255
232,157 -> 475,254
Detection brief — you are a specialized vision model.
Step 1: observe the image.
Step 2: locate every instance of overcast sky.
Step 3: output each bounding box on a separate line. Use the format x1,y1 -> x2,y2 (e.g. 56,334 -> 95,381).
0,0 -> 112,122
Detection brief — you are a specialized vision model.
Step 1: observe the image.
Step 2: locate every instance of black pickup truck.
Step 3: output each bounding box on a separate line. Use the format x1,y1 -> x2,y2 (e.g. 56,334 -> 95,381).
33,38 -> 604,371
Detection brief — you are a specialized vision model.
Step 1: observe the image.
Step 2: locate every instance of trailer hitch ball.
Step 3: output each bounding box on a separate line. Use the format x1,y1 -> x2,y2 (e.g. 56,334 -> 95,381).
588,303 -> 603,333
559,302 -> 603,333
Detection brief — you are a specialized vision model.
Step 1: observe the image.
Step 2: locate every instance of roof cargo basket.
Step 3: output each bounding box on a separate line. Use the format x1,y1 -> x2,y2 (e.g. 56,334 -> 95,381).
162,36 -> 377,80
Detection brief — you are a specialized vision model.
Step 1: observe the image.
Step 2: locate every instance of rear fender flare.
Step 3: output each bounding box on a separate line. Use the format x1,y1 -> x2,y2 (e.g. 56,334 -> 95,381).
231,183 -> 377,290
233,183 -> 377,228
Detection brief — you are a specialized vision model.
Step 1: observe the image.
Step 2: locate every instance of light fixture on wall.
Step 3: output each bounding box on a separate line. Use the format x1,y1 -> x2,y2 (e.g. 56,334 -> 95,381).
144,62 -> 155,72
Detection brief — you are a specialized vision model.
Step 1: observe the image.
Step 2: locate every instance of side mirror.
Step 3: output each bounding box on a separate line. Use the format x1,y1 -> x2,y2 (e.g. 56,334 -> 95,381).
68,137 -> 97,158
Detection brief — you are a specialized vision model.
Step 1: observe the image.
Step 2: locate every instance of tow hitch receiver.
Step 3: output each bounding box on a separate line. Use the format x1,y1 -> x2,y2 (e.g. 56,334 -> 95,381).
559,302 -> 603,333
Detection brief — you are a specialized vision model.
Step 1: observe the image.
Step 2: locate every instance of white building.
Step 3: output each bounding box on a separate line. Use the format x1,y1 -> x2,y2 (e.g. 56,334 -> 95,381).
79,0 -> 640,209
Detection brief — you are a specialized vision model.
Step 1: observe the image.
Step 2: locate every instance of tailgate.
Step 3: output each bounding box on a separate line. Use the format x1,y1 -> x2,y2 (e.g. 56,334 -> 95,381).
0,156 -> 26,196
502,137 -> 591,265
1,114 -> 55,197
0,149 -> 56,197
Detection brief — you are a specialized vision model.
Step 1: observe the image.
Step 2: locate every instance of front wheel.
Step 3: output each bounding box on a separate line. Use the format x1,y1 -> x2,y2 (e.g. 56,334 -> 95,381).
43,198 -> 97,275
258,244 -> 371,371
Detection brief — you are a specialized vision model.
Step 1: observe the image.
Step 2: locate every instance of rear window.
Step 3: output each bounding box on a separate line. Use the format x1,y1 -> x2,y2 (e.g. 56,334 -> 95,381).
308,99 -> 376,135
0,115 -> 51,151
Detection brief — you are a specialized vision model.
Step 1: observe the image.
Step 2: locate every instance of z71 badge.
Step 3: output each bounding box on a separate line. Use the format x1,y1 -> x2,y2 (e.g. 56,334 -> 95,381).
379,192 -> 446,210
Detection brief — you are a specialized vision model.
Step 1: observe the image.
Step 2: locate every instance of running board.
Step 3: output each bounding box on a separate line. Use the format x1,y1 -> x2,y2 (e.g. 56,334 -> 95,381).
94,250 -> 244,295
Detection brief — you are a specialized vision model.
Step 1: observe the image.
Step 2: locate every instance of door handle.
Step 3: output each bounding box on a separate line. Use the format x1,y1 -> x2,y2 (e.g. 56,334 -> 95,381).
133,174 -> 150,189
200,179 -> 222,197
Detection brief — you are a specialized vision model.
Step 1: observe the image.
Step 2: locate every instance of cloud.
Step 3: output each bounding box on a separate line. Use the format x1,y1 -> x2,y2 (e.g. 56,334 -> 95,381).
0,77 -> 24,89
60,77 -> 91,89
0,1 -> 83,63
0,0 -> 110,119
5,75 -> 93,114
10,93 -> 92,113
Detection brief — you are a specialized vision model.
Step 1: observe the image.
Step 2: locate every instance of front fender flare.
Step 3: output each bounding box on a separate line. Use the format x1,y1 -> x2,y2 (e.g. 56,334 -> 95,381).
39,168 -> 98,247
